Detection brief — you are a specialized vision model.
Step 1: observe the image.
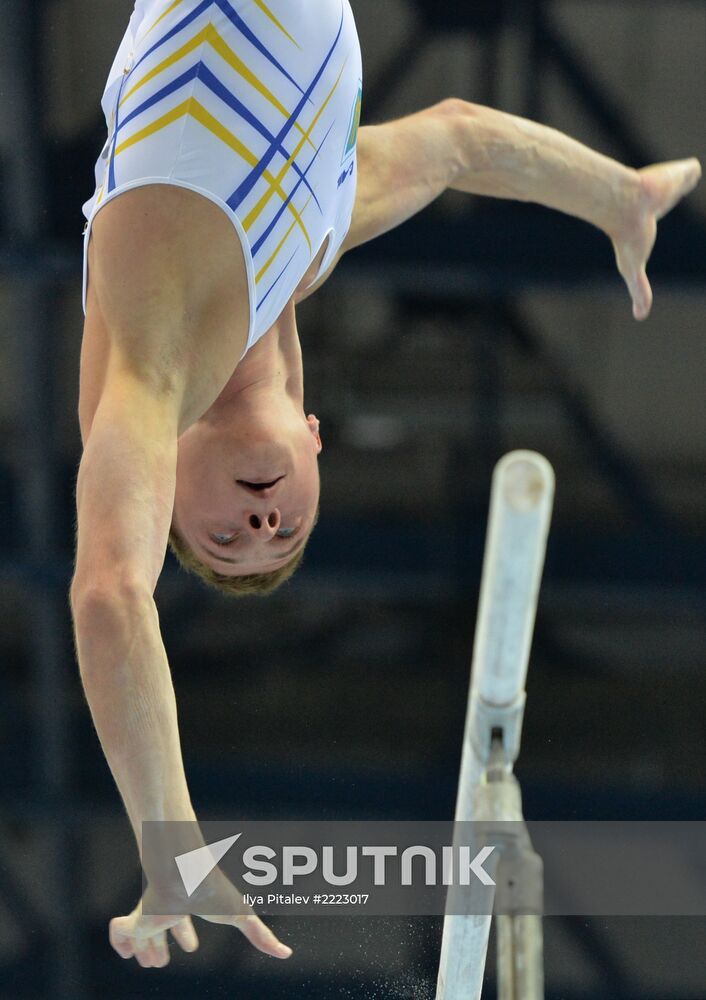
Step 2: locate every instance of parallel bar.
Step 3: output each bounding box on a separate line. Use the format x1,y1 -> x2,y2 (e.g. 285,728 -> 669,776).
469,452 -> 555,765
436,452 -> 554,1000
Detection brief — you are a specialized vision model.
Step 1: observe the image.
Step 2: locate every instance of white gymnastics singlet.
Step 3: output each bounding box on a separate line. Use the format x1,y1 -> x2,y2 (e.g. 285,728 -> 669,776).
82,0 -> 363,355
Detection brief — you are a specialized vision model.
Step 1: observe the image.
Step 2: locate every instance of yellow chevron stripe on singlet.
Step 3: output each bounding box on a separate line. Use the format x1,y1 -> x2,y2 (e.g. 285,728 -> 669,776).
251,0 -> 300,48
144,0 -> 185,37
255,194 -> 312,284
144,0 -> 299,48
243,59 -> 347,234
114,97 -> 312,249
120,23 -> 314,150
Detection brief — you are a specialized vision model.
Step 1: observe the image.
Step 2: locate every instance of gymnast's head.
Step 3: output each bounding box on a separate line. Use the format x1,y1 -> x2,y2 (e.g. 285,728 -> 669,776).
169,388 -> 322,596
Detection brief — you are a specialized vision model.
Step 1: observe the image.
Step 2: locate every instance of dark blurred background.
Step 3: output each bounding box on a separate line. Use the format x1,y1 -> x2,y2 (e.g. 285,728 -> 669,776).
0,1 -> 705,998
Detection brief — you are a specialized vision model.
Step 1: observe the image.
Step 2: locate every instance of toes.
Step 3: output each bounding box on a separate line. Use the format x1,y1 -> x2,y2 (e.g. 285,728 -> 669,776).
632,268 -> 653,321
236,915 -> 293,959
616,243 -> 653,322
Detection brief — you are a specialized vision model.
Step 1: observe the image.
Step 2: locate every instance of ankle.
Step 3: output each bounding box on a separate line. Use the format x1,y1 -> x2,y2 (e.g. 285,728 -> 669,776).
606,167 -> 643,241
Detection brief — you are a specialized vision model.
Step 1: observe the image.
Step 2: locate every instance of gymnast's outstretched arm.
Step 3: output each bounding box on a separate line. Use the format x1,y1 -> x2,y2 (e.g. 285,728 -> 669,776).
70,349 -> 203,959
71,349 -> 291,969
316,98 -> 701,319
71,187 -> 292,969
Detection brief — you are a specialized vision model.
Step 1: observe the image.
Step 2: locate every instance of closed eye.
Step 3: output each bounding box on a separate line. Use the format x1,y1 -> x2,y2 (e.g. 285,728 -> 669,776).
211,532 -> 240,546
210,527 -> 298,545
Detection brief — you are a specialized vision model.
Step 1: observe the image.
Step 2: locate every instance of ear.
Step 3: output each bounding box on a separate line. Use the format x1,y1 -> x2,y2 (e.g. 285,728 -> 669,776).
306,413 -> 323,454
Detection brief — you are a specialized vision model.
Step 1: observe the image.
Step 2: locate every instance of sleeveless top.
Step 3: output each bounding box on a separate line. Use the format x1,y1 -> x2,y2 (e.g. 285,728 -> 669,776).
82,0 -> 363,355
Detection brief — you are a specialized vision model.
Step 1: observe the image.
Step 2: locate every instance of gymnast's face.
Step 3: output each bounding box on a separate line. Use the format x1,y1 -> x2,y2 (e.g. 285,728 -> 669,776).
172,409 -> 322,576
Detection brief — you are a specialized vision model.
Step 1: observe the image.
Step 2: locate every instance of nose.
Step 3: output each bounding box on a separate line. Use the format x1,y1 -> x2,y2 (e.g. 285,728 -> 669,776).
243,508 -> 281,538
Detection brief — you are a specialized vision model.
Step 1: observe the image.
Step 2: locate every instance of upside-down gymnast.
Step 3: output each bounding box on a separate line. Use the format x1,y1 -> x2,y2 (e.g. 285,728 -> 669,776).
70,0 -> 701,970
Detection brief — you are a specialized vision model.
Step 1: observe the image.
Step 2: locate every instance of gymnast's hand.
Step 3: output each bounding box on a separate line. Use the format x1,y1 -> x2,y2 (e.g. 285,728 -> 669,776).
610,158 -> 701,321
108,875 -> 293,968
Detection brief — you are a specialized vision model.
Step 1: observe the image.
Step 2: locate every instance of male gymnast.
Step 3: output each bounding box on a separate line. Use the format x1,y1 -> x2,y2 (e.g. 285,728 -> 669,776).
71,0 -> 701,970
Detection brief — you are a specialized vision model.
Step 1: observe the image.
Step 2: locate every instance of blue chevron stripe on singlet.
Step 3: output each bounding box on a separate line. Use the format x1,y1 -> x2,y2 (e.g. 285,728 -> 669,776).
107,0 -> 346,279
83,0 -> 363,352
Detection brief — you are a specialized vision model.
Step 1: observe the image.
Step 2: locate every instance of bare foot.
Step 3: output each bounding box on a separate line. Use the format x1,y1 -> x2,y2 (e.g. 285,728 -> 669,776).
611,158 -> 701,321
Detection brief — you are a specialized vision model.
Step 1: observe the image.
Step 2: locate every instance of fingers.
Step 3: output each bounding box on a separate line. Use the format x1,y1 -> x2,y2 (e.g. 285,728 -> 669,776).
109,916 -> 136,961
235,914 -> 293,960
109,915 -> 174,969
109,909 -> 291,968
134,932 -> 170,969
170,916 -> 200,954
